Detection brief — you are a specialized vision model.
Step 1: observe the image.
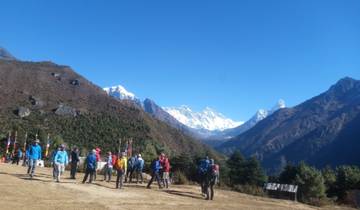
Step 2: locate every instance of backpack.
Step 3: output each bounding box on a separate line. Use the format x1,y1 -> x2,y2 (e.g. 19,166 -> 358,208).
198,159 -> 210,175
212,164 -> 219,175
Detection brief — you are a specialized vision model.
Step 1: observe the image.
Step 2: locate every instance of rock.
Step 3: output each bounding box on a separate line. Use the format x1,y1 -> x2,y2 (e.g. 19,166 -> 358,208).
17,107 -> 31,118
51,72 -> 61,77
54,104 -> 77,117
70,79 -> 80,86
29,96 -> 45,107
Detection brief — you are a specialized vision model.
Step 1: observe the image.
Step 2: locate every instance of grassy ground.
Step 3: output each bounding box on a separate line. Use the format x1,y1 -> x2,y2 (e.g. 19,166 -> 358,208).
0,163 -> 354,210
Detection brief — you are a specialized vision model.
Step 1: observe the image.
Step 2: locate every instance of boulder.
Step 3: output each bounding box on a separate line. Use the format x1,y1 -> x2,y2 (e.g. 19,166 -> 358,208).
29,96 -> 45,107
55,104 -> 77,117
17,107 -> 31,118
70,79 -> 80,86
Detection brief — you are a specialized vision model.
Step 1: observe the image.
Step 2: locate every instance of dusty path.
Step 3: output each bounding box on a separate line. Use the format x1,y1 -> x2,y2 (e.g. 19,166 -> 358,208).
0,163 -> 353,210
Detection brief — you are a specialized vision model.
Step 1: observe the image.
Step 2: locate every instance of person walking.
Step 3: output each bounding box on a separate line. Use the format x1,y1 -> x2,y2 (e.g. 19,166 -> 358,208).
82,149 -> 97,184
162,156 -> 171,189
70,147 -> 80,179
12,147 -> 22,165
114,152 -> 127,189
146,157 -> 163,189
125,155 -> 136,183
54,144 -> 69,182
198,156 -> 210,196
26,139 -> 42,178
94,147 -> 101,181
204,159 -> 219,200
103,152 -> 113,182
135,154 -> 144,184
51,147 -> 60,180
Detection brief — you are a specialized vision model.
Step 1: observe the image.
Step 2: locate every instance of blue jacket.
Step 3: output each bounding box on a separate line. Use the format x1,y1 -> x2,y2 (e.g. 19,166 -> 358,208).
54,150 -> 69,165
135,157 -> 144,171
151,159 -> 161,173
17,149 -> 23,158
128,156 -> 136,170
86,153 -> 97,170
28,144 -> 42,160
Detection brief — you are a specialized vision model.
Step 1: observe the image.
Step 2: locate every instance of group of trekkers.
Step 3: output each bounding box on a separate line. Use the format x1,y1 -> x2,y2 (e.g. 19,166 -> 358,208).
11,138 -> 219,200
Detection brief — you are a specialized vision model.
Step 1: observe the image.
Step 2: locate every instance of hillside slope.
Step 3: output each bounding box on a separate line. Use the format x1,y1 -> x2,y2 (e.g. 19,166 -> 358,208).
0,59 -> 215,158
218,77 -> 360,173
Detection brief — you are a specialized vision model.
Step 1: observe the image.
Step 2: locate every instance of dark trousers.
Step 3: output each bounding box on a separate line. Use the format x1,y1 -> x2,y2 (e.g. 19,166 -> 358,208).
205,181 -> 215,200
82,168 -> 95,183
147,171 -> 162,188
125,168 -> 134,183
70,162 -> 78,179
116,169 -> 124,189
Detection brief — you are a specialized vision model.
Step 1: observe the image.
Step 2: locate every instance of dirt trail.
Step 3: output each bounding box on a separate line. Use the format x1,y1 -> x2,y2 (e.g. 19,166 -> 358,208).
0,163 -> 353,210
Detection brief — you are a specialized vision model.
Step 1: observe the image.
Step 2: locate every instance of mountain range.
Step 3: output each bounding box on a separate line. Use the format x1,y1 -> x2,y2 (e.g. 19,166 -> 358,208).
103,84 -> 286,143
218,77 -> 360,174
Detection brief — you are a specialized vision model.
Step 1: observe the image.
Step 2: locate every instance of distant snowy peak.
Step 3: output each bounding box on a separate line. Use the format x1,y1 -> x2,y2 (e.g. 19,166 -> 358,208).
104,85 -> 136,100
271,99 -> 286,112
252,99 -> 286,124
163,106 -> 243,131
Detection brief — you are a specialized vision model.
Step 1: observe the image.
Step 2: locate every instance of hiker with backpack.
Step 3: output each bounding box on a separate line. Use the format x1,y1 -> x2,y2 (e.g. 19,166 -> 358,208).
26,139 -> 42,178
125,155 -> 136,183
135,154 -> 144,184
70,147 -> 80,179
204,159 -> 219,200
198,156 -> 210,196
82,149 -> 97,184
114,152 -> 127,189
146,156 -> 163,189
103,151 -> 113,182
54,144 -> 69,182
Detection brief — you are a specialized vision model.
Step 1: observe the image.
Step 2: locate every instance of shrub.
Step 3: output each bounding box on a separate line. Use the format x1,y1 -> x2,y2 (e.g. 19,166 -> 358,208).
172,171 -> 189,185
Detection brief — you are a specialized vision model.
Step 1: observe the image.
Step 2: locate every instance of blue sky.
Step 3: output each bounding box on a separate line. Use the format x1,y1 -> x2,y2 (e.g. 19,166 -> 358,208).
1,0 -> 360,120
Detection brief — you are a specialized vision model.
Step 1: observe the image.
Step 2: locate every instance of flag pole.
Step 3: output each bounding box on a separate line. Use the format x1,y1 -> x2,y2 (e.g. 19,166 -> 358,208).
45,133 -> 50,158
12,131 -> 17,156
6,131 -> 11,155
118,138 -> 122,155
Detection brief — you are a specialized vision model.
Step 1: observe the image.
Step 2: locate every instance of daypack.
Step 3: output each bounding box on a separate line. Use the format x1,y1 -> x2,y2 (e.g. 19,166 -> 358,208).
212,164 -> 220,175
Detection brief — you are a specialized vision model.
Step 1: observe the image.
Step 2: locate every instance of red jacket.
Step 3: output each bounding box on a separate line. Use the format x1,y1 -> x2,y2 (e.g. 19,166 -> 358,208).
163,158 -> 170,172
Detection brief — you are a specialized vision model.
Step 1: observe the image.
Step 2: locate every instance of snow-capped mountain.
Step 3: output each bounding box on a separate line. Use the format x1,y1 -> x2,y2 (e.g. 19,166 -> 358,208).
163,106 -> 243,131
215,99 -> 286,139
104,85 -> 137,101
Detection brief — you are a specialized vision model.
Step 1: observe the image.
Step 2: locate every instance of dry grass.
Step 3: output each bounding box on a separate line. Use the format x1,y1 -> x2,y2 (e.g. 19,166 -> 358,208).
0,163 -> 354,210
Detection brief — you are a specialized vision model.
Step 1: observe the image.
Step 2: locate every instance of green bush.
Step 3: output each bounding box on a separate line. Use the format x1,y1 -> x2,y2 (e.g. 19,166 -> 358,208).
172,170 -> 189,185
